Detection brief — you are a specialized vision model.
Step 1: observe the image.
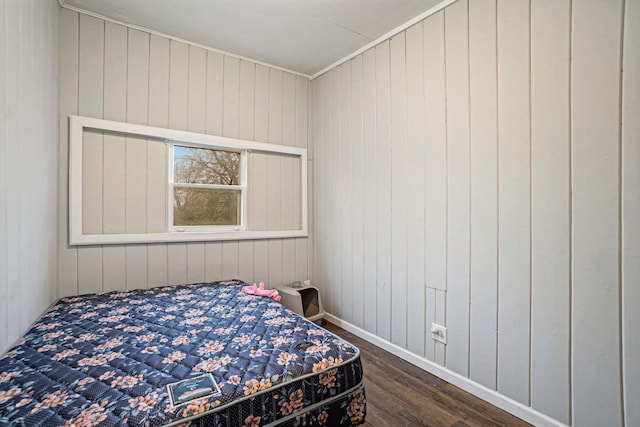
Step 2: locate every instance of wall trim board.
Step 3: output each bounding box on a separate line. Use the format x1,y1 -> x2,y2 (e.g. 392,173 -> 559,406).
309,0 -> 459,80
57,0 -> 310,79
324,313 -> 567,427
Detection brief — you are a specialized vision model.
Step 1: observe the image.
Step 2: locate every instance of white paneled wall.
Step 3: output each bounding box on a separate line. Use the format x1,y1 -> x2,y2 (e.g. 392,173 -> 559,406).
58,10 -> 311,297
312,0 -> 639,425
0,0 -> 59,353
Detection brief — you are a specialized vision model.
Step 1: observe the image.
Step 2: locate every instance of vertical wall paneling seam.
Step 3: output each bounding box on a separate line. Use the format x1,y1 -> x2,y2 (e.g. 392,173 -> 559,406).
100,18 -> 106,240
165,39 -> 171,282
422,18 -> 429,358
101,18 -> 106,291
403,34 -> 408,348
618,1 -> 626,425
527,0 -> 533,407
142,31 -> 150,287
265,64 -> 269,282
1,0 -> 6,347
75,11 -> 80,296
141,29 -> 147,234
185,46 -> 190,275
567,0 -> 573,421
567,0 -> 574,421
494,0 -> 500,390
186,46 -> 190,129
338,67 -> 343,317
281,76 -> 285,286
124,28 -> 131,288
184,44 -> 189,282
145,32 -> 151,287
465,0 -> 472,378
55,0 -> 61,302
442,6 -> 449,367
387,38 -> 392,343
373,50 -> 379,337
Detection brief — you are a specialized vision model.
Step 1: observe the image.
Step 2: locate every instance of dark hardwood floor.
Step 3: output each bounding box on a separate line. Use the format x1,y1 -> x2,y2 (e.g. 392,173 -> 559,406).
323,322 -> 531,427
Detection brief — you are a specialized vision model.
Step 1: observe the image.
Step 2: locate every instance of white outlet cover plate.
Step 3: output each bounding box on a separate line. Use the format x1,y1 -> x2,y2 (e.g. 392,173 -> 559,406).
431,323 -> 447,344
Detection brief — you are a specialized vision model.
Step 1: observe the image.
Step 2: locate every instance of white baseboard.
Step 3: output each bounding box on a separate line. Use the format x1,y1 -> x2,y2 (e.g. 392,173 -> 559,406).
324,313 -> 568,427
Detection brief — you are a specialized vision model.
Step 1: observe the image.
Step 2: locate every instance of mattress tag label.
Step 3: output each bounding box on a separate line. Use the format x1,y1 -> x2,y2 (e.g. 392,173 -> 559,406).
167,374 -> 221,406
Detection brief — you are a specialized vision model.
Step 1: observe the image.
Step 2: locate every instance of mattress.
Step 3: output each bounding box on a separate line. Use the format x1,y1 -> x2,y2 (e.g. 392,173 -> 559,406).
0,280 -> 366,426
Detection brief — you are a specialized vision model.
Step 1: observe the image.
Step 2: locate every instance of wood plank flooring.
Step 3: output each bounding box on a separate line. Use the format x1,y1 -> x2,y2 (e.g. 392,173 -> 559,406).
323,322 -> 531,427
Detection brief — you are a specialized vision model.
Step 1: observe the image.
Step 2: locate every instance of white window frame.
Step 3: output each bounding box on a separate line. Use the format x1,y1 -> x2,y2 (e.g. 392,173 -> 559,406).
69,115 -> 308,245
168,143 -> 248,233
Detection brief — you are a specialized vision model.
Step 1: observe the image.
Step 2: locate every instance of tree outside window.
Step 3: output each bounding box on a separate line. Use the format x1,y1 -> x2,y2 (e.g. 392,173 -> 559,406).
172,145 -> 243,227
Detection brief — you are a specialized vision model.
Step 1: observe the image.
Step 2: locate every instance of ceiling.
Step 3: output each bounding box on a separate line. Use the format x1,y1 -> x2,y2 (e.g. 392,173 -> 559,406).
60,0 -> 447,77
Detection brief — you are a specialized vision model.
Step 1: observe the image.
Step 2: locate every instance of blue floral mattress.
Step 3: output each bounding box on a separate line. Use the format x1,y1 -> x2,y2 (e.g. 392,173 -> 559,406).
0,280 -> 366,426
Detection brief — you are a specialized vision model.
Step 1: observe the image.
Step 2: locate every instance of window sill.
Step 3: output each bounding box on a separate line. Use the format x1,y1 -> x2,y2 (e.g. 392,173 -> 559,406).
70,229 -> 308,245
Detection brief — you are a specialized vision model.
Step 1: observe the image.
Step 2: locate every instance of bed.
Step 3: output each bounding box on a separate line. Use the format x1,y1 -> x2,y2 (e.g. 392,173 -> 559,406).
0,280 -> 366,426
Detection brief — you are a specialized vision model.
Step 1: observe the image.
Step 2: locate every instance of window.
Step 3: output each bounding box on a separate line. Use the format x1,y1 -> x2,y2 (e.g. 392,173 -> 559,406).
170,145 -> 246,230
68,115 -> 307,245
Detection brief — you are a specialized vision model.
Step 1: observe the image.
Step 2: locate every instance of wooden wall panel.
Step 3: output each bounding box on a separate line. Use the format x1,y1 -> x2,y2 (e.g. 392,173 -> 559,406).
252,66 -> 269,232
206,52 -> 224,136
444,0 -> 470,378
239,60 -> 256,141
423,10 -> 448,298
468,0 -> 498,391
167,40 -> 189,284
390,34 -> 408,348
222,242 -> 239,280
622,1 -> 640,425
268,69 -> 284,288
16,0 -> 32,332
79,17 -> 103,237
186,46 -> 207,284
124,29 -> 150,289
102,23 -> 126,235
281,74 -> 296,232
101,22 -> 127,292
238,60 -> 257,285
340,61 -> 353,324
310,1 -> 638,425
375,42 -> 392,341
223,56 -> 240,138
422,12 -> 447,364
146,34 -> 170,288
58,11 -> 310,300
405,23 -> 426,357
0,0 -> 57,352
314,75 -> 327,311
329,67 -> 341,317
350,55 -> 364,329
530,0 -> 571,423
295,78 -> 309,280
572,0 -> 623,424
167,243 -> 187,285
77,14 -> 104,294
58,7 -> 79,299
496,0 -> 531,405
0,0 -> 7,350
204,242 -> 223,282
268,69 -> 283,232
361,49 -> 377,334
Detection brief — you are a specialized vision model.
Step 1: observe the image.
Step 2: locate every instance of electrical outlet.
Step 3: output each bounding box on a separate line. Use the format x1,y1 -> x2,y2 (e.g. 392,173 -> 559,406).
431,323 -> 447,344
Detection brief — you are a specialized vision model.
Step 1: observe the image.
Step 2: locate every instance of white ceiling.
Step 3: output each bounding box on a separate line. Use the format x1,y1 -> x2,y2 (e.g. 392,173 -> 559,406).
60,0 -> 447,77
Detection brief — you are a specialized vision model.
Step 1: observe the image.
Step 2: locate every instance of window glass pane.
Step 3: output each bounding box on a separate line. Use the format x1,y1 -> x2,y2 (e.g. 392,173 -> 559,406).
174,146 -> 240,185
173,188 -> 241,226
